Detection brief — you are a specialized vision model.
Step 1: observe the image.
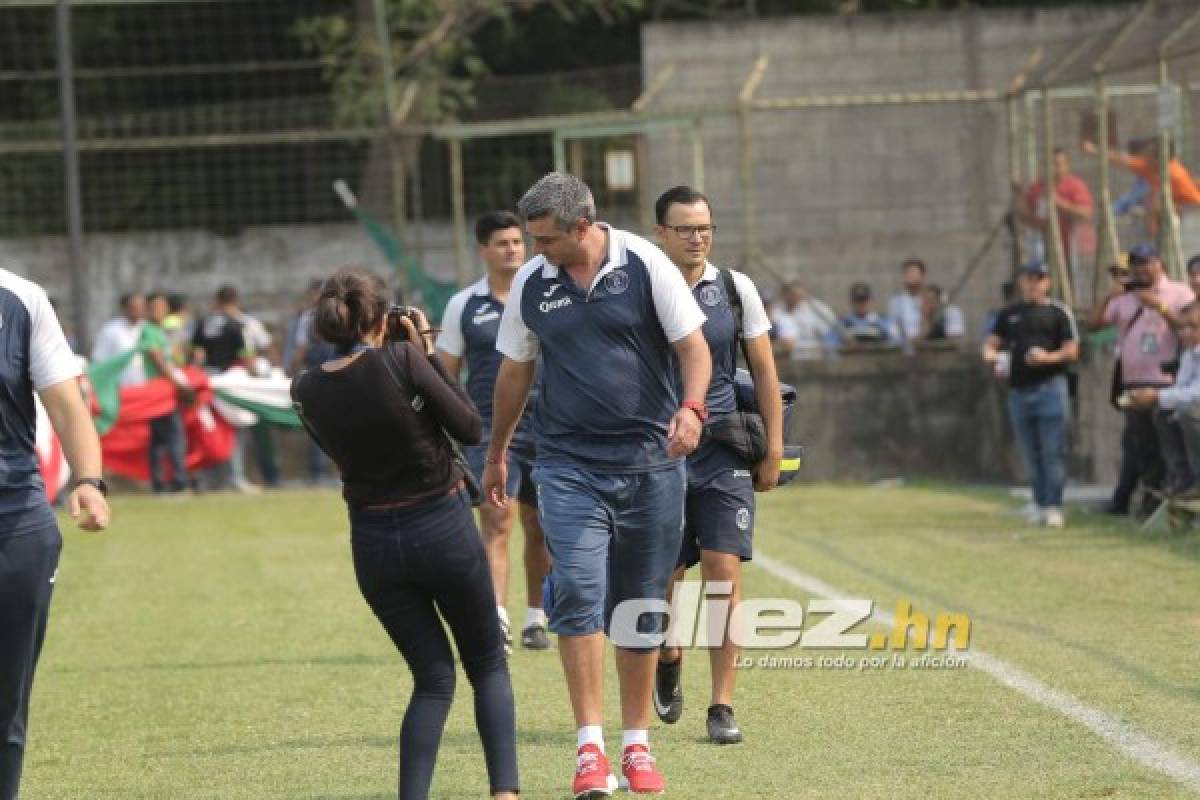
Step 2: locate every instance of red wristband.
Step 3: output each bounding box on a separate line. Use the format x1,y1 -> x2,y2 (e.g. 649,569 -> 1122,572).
681,399 -> 709,422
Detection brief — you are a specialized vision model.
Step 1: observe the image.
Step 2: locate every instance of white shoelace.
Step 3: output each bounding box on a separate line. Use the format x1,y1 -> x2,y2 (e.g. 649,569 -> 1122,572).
622,749 -> 656,771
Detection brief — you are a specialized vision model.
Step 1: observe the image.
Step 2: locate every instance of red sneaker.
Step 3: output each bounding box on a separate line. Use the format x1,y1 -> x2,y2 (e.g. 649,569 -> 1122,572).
620,744 -> 665,794
573,743 -> 617,799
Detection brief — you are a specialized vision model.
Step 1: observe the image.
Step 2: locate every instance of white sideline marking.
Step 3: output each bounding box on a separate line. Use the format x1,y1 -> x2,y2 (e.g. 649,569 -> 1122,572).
753,551 -> 1200,794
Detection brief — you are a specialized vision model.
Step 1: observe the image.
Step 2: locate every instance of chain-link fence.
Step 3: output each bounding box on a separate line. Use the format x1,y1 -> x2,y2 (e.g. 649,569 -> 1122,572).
9,0 -> 1200,355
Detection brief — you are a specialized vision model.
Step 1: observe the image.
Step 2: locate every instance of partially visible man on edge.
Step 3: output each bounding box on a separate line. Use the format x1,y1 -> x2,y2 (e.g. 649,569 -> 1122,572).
485,173 -> 711,797
1089,243 -> 1195,515
438,210 -> 552,654
983,259 -> 1080,529
1125,302 -> 1200,501
650,185 -> 783,746
0,262 -> 110,800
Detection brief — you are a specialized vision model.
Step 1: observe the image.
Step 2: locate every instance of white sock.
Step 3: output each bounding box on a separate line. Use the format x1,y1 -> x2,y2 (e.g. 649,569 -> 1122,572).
496,606 -> 510,626
524,607 -> 547,629
577,725 -> 604,752
622,729 -> 648,749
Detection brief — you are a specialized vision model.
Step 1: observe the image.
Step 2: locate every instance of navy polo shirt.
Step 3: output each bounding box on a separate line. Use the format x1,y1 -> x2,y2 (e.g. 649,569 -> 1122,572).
0,267 -> 83,538
438,277 -> 537,449
496,224 -> 706,472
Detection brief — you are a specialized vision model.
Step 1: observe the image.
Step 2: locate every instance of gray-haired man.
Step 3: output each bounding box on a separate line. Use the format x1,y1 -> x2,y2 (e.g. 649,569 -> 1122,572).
485,173 -> 711,797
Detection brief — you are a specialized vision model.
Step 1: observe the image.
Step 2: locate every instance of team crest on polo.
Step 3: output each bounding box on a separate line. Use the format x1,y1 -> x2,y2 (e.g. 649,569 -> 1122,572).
604,269 -> 630,295
699,285 -> 722,307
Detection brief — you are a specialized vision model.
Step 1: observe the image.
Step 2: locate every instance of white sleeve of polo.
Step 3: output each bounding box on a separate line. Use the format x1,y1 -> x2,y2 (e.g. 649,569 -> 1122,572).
495,264 -> 540,362
436,289 -> 469,358
730,269 -> 772,340
646,250 -> 706,342
29,286 -> 82,390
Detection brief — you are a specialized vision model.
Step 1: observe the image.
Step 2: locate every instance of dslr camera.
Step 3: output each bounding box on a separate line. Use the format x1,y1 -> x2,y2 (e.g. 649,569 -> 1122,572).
384,304 -> 423,343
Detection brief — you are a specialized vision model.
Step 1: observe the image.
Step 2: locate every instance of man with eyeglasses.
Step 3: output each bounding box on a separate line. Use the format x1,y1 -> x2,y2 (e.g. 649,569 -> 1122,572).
651,185 -> 784,746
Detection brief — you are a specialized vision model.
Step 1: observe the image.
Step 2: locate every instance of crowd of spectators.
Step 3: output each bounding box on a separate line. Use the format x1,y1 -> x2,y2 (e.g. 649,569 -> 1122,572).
768,257 -> 966,361
84,282 -> 339,494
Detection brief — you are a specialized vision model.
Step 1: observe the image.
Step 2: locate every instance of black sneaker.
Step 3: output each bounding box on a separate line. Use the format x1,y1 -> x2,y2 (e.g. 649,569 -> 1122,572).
521,623 -> 552,650
653,655 -> 683,724
706,704 -> 743,745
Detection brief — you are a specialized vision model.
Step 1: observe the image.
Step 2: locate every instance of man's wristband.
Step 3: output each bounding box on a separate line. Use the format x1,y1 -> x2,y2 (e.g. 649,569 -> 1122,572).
72,477 -> 108,497
681,400 -> 709,423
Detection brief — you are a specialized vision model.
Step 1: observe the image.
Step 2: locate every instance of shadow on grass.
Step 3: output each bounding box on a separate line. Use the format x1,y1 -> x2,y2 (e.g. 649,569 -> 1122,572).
152,727 -> 565,759
50,653 -> 391,675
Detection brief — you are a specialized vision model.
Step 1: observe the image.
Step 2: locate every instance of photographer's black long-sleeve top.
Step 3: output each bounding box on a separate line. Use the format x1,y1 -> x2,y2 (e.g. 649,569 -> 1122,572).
291,341 -> 482,508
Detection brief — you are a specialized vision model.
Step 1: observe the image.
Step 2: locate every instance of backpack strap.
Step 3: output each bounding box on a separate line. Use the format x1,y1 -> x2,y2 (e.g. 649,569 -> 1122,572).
718,267 -> 753,375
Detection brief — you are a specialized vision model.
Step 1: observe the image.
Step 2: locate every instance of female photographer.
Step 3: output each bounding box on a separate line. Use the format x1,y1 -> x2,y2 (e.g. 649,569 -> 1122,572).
291,268 -> 518,800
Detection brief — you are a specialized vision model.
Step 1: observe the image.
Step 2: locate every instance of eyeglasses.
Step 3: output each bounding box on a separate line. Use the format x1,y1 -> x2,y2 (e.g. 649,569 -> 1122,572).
667,224 -> 717,240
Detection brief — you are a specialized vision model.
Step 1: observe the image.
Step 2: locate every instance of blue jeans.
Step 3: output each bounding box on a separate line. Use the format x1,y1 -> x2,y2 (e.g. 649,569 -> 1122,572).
148,410 -> 187,492
532,463 -> 685,647
1007,376 -> 1069,509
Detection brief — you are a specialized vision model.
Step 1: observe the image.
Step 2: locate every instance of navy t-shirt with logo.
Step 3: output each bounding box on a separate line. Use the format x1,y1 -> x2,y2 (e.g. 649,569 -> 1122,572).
438,277 -> 537,452
496,225 -> 707,472
0,266 -> 84,538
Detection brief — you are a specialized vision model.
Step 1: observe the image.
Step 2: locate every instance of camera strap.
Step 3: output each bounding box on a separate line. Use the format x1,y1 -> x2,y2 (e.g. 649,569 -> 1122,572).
379,343 -> 482,505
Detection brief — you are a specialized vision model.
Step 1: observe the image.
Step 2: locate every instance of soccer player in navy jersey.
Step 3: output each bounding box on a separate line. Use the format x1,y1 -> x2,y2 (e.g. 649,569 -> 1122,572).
0,264 -> 110,800
438,212 -> 552,652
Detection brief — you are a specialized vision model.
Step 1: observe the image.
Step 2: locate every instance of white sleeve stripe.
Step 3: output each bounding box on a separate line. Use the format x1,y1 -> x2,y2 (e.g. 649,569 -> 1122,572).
1050,300 -> 1080,340
0,273 -> 83,390
435,288 -> 471,357
494,259 -> 541,362
730,269 -> 773,340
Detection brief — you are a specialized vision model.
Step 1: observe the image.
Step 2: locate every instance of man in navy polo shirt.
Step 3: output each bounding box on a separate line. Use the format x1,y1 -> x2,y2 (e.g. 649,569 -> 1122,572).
438,210 -> 552,653
485,173 -> 711,797
0,264 -> 111,800
650,186 -> 784,746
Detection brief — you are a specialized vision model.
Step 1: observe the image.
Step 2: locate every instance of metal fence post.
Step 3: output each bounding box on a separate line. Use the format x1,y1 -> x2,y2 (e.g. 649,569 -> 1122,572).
737,55 -> 768,273
56,0 -> 89,354
449,138 -> 468,288
690,118 -> 705,192
1094,74 -> 1120,305
1041,87 -> 1073,306
1158,58 -> 1184,279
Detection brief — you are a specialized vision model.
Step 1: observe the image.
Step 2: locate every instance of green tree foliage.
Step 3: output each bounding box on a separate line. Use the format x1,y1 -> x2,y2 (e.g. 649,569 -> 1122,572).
294,0 -> 643,128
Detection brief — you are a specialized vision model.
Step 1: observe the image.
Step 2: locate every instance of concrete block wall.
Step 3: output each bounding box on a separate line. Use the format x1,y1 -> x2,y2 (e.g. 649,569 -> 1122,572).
642,5 -> 1136,324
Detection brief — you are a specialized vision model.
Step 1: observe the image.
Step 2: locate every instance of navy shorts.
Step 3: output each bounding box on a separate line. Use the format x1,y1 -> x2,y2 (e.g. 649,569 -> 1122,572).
532,463 -> 685,649
466,433 -> 537,508
680,445 -> 755,569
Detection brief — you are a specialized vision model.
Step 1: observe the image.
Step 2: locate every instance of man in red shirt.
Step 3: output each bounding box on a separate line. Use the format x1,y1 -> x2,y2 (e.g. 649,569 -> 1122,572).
1015,148 -> 1097,274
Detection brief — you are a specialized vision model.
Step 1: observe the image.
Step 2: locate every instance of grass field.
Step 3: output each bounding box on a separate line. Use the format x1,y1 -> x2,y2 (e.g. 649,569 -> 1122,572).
22,484 -> 1200,799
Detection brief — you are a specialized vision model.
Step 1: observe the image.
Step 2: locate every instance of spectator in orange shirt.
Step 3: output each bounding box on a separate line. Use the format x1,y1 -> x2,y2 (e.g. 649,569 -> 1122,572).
1083,137 -> 1200,212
